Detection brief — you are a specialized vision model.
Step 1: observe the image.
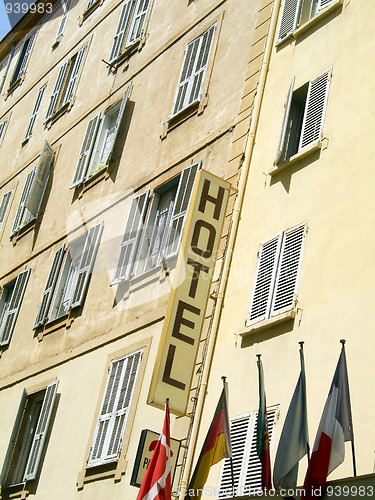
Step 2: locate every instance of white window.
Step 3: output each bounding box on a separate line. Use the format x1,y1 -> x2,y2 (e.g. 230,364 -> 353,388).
33,222 -> 103,328
87,350 -> 142,467
24,86 -> 46,141
0,119 -> 8,145
11,141 -> 54,236
277,0 -> 335,43
111,162 -> 200,284
217,406 -> 279,498
170,24 -> 216,118
45,45 -> 86,122
70,84 -> 131,188
0,269 -> 31,347
276,69 -> 332,164
0,189 -> 13,232
9,31 -> 36,87
0,381 -> 58,487
54,0 -> 71,44
247,224 -> 307,326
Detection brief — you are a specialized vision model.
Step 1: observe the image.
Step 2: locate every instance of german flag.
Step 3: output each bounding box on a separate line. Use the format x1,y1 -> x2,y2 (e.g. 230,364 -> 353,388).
185,379 -> 231,500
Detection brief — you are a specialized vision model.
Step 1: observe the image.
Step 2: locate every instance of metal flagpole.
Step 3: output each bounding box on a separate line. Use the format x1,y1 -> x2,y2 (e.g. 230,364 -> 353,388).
299,341 -> 310,463
221,376 -> 235,497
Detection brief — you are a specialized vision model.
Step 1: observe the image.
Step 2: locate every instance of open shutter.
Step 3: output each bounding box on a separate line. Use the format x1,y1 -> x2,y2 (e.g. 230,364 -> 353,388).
276,0 -> 301,43
247,235 -> 283,325
0,269 -> 31,346
23,381 -> 59,481
0,120 -> 7,141
188,24 -> 215,106
126,0 -> 150,47
45,61 -> 69,120
109,0 -> 133,62
34,246 -> 65,329
299,68 -> 332,150
55,0 -> 71,42
0,190 -> 13,231
271,224 -> 306,316
17,32 -> 36,80
24,86 -> 45,141
25,141 -> 54,218
70,114 -> 101,188
71,222 -> 104,308
111,191 -> 149,285
11,170 -> 35,235
62,45 -> 86,106
275,76 -> 295,164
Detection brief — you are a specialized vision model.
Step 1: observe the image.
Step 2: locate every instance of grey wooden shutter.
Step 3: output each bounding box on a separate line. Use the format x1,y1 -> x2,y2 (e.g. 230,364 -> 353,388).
271,224 -> 306,316
0,269 -> 31,346
275,77 -> 295,164
188,24 -> 215,105
126,0 -> 150,47
62,45 -> 86,106
34,246 -> 65,329
24,86 -> 45,141
109,0 -> 133,62
11,32 -> 36,84
0,190 -> 13,231
11,169 -> 36,235
25,141 -> 54,218
276,0 -> 301,43
0,120 -> 7,141
70,114 -> 101,188
111,191 -> 149,285
299,68 -> 332,150
247,235 -> 283,325
71,222 -> 104,308
23,381 -> 59,481
45,61 -> 69,120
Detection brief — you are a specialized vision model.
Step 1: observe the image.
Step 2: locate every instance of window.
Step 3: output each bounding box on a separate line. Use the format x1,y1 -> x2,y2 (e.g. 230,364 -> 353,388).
70,84 -> 131,188
24,86 -> 46,141
0,269 -> 30,347
0,381 -> 58,487
111,162 -> 200,284
9,32 -> 36,87
247,223 -> 306,326
218,406 -> 279,498
87,350 -> 142,467
11,141 -> 54,237
0,189 -> 13,232
277,0 -> 336,43
0,56 -> 10,91
0,119 -> 7,145
54,0 -> 71,44
170,24 -> 216,119
33,222 -> 103,328
108,0 -> 151,63
276,69 -> 331,164
44,45 -> 86,122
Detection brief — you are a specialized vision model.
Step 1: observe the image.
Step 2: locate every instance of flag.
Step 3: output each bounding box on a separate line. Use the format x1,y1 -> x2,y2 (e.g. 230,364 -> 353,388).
273,344 -> 309,489
185,379 -> 231,499
303,344 -> 353,499
137,400 -> 171,500
257,356 -> 272,490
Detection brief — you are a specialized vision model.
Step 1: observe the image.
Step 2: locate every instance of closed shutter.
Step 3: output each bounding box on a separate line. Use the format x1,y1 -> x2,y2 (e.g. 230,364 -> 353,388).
62,45 -> 86,106
0,269 -> 31,346
11,169 -> 36,235
55,0 -> 71,42
317,0 -> 334,11
17,32 -> 36,80
0,120 -> 7,142
25,140 -> 54,218
71,222 -> 104,308
247,235 -> 283,325
275,77 -> 295,164
126,0 -> 150,47
24,86 -> 45,141
271,224 -> 306,316
88,351 -> 142,466
0,190 -> 13,231
45,61 -> 69,120
111,191 -> 149,285
34,246 -> 65,329
23,381 -> 59,481
276,0 -> 301,43
109,0 -> 133,62
70,114 -> 101,188
299,68 -> 332,150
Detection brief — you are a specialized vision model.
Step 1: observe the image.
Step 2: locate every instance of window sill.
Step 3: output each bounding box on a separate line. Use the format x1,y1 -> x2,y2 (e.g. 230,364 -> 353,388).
6,77 -> 23,97
161,97 -> 207,139
79,0 -> 102,25
108,40 -> 142,70
44,100 -> 72,127
73,167 -> 109,197
77,455 -> 127,489
10,219 -> 36,244
240,309 -> 296,337
36,314 -> 74,341
0,482 -> 29,499
269,139 -> 323,176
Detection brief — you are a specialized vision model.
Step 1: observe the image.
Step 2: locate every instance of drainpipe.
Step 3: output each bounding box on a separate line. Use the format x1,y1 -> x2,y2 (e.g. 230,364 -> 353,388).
0,43 -> 15,95
178,0 -> 281,498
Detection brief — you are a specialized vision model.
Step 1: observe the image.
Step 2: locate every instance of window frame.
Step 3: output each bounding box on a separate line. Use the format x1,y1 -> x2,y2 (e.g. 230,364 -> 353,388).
9,31 -> 37,89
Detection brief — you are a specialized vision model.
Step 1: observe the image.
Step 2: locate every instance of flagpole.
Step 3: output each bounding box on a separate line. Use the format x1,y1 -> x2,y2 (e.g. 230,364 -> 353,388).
222,376 -> 235,498
340,339 -> 357,477
299,341 -> 310,463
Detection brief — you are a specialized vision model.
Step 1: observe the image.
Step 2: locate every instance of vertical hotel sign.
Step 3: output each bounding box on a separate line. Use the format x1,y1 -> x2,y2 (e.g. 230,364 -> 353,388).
148,170 -> 231,416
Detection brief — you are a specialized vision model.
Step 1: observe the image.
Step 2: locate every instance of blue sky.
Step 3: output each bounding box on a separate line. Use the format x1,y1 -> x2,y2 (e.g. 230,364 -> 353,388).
0,1 -> 12,40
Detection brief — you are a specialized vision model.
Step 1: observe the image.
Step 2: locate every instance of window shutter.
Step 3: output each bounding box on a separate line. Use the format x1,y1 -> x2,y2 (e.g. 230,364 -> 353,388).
0,269 -> 31,346
276,0 -> 301,43
109,0 -> 133,62
0,120 -> 7,142
25,140 -> 54,218
24,86 -> 45,141
23,381 -> 59,481
111,191 -> 149,285
11,169 -> 36,235
247,235 -> 283,325
317,0 -> 334,11
34,246 -> 65,329
62,45 -> 86,106
17,32 -> 36,80
164,162 -> 201,258
71,222 -> 104,308
55,0 -> 71,42
70,114 -> 101,188
0,190 -> 13,231
88,351 -> 142,466
126,0 -> 150,47
45,61 -> 69,120
299,68 -> 332,150
275,76 -> 295,164
271,224 -> 306,316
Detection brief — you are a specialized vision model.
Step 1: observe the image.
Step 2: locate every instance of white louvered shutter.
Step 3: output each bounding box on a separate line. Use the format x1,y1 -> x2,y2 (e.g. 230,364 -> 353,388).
62,46 -> 86,106
299,68 -> 332,150
111,191 -> 149,285
126,0 -> 150,47
11,169 -> 36,235
247,235 -> 283,325
34,246 -> 65,329
317,0 -> 334,11
45,61 -> 69,120
0,269 -> 31,346
276,77 -> 295,164
271,224 -> 306,316
11,32 -> 36,84
109,0 -> 133,62
276,0 -> 301,43
24,86 -> 45,141
23,381 -> 59,481
25,141 -> 54,218
70,114 -> 101,188
71,222 -> 104,308
0,120 -> 7,142
55,0 -> 71,42
88,351 -> 142,466
0,190 -> 13,231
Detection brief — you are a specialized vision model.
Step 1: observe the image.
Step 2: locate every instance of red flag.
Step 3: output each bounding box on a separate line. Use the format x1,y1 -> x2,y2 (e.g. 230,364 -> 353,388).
137,401 -> 171,500
257,356 -> 272,490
